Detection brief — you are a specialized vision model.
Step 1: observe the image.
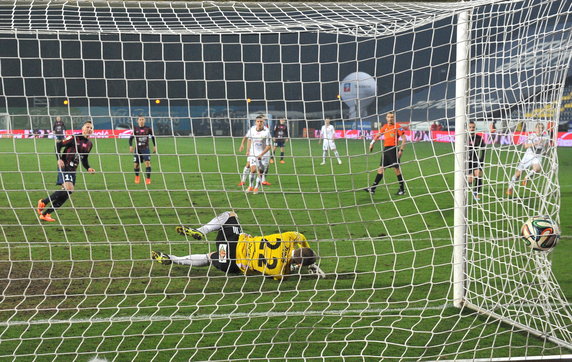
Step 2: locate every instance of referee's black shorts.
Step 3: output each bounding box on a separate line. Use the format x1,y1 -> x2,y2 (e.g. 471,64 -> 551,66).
380,146 -> 400,168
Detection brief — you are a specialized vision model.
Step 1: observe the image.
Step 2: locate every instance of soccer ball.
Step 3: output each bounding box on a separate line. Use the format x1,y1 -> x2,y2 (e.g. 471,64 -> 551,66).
521,216 -> 560,251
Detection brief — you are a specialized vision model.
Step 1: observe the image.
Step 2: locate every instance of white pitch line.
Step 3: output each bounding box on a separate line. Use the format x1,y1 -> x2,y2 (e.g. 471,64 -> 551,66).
0,304 -> 451,327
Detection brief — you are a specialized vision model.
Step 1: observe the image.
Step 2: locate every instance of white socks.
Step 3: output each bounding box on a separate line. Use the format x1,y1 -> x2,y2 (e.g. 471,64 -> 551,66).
241,166 -> 249,182
170,254 -> 209,267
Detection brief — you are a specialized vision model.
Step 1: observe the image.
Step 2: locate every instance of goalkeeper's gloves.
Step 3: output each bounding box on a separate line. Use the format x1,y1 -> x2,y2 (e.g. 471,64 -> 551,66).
290,263 -> 301,274
307,264 -> 326,278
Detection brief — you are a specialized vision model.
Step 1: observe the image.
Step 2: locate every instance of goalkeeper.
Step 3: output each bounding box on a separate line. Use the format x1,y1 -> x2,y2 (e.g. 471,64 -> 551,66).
152,211 -> 325,280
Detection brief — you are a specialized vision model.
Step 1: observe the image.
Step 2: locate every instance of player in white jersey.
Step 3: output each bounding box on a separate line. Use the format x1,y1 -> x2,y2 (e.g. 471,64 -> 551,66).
319,118 -> 342,165
506,123 -> 550,195
238,115 -> 271,194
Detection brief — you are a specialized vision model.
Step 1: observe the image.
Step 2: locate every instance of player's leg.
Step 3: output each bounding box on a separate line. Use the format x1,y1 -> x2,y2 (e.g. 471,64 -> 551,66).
144,156 -> 151,185
247,163 -> 257,192
176,211 -> 238,239
472,169 -> 482,200
331,143 -> 342,165
152,250 -> 212,266
321,142 -> 328,165
523,160 -> 542,185
133,154 -> 141,184
253,161 -> 264,193
261,157 -> 271,186
270,145 -> 276,163
280,145 -> 285,163
365,166 -> 385,194
507,154 -> 532,194
507,169 -> 523,195
239,161 -> 250,186
394,167 -> 405,195
41,181 -> 74,221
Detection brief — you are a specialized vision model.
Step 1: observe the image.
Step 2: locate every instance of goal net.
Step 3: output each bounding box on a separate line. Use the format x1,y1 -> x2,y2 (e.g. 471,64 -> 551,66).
1,0 -> 571,360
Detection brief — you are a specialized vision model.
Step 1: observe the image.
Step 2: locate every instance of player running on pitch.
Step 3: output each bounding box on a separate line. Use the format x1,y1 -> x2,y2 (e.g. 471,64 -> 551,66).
37,121 -> 95,222
152,211 -> 326,280
506,122 -> 550,196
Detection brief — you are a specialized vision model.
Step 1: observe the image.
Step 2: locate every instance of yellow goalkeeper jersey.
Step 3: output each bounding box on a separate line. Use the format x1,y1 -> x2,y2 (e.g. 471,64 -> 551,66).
236,232 -> 310,280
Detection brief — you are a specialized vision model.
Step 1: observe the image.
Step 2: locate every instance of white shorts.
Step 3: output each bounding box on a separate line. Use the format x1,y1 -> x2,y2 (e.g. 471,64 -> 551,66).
322,140 -> 337,151
517,153 -> 542,171
248,156 -> 270,169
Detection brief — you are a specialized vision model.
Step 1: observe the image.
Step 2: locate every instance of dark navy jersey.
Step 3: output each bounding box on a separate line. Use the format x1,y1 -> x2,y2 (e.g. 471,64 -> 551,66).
468,133 -> 485,163
273,123 -> 288,140
129,126 -> 155,152
57,135 -> 93,172
53,121 -> 66,135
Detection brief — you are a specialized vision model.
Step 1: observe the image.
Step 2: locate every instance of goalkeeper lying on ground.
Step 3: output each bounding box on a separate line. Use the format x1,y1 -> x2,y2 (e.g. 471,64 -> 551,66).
152,211 -> 325,280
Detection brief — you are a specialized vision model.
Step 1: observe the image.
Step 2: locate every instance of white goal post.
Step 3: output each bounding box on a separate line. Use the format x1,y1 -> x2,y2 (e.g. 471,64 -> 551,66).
1,0 -> 572,360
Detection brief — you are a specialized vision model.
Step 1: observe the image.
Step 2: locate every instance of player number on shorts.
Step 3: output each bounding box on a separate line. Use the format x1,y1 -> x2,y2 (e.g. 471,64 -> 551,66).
257,238 -> 281,269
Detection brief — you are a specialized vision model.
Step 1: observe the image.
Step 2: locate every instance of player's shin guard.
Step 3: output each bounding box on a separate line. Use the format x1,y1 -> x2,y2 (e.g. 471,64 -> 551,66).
280,151 -> 284,160
145,167 -> 151,179
134,168 -> 140,176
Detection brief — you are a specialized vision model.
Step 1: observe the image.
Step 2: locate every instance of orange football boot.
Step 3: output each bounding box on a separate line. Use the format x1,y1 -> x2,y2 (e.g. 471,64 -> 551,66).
37,199 -> 46,215
40,213 -> 56,222
135,176 -> 141,184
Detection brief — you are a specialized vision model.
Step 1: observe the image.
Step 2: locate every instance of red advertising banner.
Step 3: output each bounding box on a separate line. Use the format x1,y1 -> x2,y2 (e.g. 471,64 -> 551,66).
2,129 -> 572,146
311,129 -> 572,147
0,129 -> 133,139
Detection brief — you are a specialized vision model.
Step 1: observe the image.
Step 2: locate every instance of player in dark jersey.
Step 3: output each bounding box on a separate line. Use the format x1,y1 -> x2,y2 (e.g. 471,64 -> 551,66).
270,118 -> 289,164
152,211 -> 325,280
129,116 -> 156,185
37,121 -> 95,222
467,121 -> 486,200
53,116 -> 66,141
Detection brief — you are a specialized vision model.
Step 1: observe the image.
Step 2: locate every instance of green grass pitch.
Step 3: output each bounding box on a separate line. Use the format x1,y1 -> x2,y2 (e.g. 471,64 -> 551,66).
0,136 -> 571,360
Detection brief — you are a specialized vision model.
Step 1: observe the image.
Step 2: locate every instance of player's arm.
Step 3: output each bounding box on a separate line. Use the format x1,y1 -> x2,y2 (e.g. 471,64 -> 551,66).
285,125 -> 289,142
245,138 -> 252,156
55,136 -> 72,168
129,134 -> 134,153
478,135 -> 486,163
149,129 -> 157,153
80,146 -> 95,173
398,129 -> 406,157
369,129 -> 382,152
258,145 -> 271,159
239,134 -> 249,153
